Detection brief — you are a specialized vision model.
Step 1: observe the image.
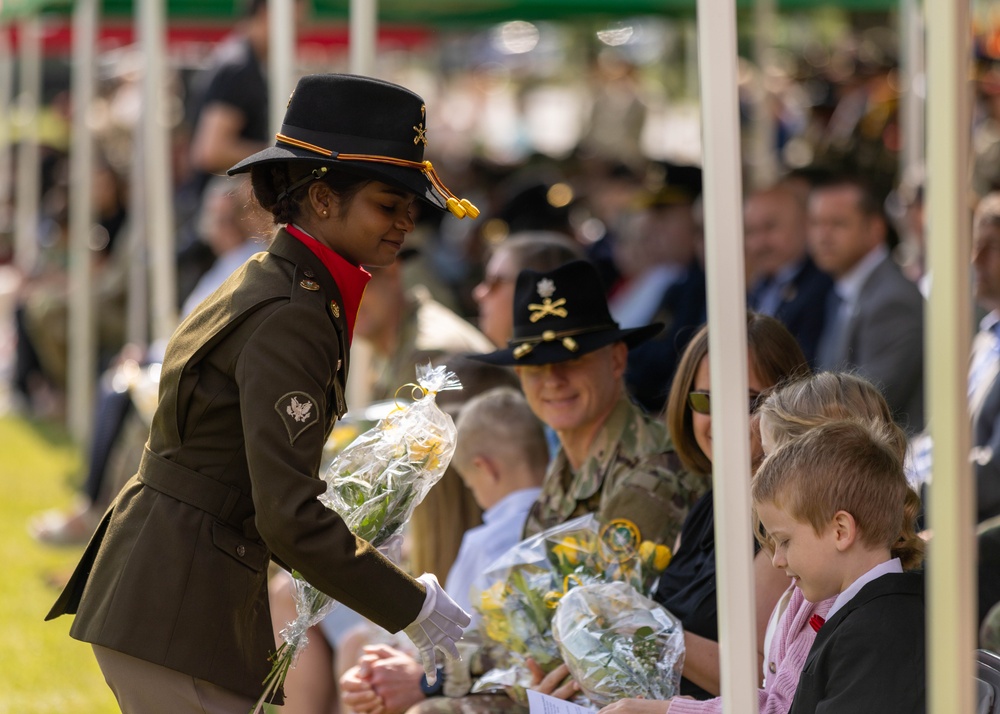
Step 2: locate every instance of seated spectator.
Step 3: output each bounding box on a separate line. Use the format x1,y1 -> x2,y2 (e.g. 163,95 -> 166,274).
744,184 -> 833,366
350,253 -> 495,407
358,260 -> 703,714
648,314 -> 807,699
616,164 -> 707,415
338,386 -> 548,714
810,174 -> 925,433
620,371 -> 918,714
472,231 -> 584,349
753,420 -> 926,713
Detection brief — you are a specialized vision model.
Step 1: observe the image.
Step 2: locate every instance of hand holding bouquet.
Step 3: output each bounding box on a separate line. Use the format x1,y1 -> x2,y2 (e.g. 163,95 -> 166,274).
472,514 -> 672,705
553,581 -> 684,707
252,363 -> 461,713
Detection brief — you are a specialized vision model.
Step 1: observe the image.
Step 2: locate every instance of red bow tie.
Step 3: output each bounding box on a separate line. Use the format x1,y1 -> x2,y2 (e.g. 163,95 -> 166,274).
809,614 -> 826,632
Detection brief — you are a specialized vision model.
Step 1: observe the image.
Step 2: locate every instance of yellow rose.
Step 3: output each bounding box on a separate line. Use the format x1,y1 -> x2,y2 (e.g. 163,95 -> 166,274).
479,581 -> 507,611
551,537 -> 584,567
653,544 -> 672,571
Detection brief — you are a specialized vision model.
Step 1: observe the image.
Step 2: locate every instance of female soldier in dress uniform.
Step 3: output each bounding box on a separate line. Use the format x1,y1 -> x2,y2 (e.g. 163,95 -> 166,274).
47,74 -> 475,714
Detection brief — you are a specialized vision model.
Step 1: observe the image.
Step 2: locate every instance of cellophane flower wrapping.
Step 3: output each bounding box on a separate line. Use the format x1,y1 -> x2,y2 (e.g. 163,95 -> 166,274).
471,513 -> 672,706
251,363 -> 461,713
553,581 -> 685,707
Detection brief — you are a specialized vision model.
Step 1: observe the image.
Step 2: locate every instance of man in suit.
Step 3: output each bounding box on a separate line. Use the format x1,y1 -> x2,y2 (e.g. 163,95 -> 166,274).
744,184 -> 833,365
970,192 -> 1000,522
618,164 -> 708,414
810,175 -> 925,433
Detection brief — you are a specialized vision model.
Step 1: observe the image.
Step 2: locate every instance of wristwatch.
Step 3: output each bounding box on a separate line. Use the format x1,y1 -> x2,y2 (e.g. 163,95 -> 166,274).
419,668 -> 446,697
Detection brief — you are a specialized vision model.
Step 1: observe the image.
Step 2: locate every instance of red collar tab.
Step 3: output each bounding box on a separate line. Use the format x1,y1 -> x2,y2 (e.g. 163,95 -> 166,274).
285,224 -> 370,343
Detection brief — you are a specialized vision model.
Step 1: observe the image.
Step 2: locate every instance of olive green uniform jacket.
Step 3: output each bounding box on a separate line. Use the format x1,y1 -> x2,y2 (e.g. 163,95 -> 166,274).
47,229 -> 426,701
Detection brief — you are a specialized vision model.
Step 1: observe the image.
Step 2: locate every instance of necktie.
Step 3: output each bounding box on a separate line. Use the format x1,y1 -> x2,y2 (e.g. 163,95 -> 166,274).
809,614 -> 826,632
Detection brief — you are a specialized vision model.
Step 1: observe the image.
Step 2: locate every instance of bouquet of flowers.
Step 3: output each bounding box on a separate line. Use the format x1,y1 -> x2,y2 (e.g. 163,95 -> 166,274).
472,513 -> 672,705
252,363 -> 461,713
552,581 -> 685,707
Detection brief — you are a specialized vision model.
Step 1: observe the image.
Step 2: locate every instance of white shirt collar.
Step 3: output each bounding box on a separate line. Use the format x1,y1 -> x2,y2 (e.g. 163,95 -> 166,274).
482,487 -> 542,526
826,557 -> 902,621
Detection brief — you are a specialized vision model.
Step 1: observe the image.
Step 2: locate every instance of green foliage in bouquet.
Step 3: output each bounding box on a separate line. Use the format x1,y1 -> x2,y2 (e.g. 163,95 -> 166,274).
553,581 -> 685,707
252,364 -> 460,713
472,513 -> 673,706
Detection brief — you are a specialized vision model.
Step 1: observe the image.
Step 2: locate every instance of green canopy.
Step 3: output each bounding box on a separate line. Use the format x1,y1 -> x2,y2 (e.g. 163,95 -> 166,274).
1,0 -> 896,23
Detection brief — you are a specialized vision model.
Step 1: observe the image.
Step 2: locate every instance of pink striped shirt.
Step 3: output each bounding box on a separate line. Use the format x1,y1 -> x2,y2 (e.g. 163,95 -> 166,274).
667,587 -> 835,714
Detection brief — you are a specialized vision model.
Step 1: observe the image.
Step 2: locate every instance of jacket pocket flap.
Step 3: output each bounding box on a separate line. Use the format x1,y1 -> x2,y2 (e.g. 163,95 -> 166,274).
212,521 -> 268,572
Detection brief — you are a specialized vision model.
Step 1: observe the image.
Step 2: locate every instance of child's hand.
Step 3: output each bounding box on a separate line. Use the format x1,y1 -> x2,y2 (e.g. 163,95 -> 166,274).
527,658 -> 579,700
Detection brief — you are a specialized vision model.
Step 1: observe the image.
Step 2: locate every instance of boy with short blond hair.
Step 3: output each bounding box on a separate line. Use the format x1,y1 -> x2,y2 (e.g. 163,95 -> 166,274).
752,419 -> 926,714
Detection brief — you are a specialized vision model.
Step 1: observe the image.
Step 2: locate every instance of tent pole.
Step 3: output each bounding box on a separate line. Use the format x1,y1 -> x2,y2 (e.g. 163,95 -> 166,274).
750,0 -> 778,189
925,0 -> 975,710
900,0 -> 926,187
350,0 -> 377,77
0,25 -> 12,243
696,0 -> 759,710
269,0 -> 296,136
138,0 -> 176,342
66,0 -> 99,443
14,16 -> 41,276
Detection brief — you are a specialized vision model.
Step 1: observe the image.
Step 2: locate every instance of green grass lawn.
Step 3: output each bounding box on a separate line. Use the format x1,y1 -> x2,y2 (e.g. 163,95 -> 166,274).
0,414 -> 119,714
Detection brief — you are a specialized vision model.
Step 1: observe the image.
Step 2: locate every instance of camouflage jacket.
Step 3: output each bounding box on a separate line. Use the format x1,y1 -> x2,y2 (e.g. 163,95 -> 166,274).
522,394 -> 707,547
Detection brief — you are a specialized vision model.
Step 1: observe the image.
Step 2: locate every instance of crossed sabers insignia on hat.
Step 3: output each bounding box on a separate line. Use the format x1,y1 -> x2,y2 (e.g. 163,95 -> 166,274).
528,297 -> 568,323
413,123 -> 427,145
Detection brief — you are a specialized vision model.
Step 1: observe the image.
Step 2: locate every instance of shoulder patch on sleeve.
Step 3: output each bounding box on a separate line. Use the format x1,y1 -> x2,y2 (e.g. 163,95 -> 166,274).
275,391 -> 320,444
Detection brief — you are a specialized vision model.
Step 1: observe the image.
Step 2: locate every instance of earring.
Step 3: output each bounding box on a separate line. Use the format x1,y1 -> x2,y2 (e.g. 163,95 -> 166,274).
322,210 -> 329,217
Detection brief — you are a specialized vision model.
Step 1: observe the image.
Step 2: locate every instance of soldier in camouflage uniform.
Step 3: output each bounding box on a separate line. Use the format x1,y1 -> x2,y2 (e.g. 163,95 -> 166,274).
347,261 -> 707,714
479,259 -> 706,548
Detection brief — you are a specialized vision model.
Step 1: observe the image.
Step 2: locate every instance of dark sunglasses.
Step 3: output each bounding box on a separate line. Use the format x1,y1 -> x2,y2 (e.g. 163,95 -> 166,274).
687,390 -> 765,416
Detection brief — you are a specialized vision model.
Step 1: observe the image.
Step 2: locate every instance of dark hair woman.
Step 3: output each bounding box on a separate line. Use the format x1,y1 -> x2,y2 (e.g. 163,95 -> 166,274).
47,74 -> 474,714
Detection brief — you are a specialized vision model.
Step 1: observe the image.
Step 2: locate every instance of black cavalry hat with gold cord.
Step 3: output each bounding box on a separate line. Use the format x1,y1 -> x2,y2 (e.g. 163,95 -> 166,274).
227,73 -> 478,219
471,260 -> 663,366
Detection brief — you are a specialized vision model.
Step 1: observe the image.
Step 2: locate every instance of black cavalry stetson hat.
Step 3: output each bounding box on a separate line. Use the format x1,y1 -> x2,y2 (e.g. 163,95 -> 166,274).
228,73 -> 478,219
471,260 -> 663,366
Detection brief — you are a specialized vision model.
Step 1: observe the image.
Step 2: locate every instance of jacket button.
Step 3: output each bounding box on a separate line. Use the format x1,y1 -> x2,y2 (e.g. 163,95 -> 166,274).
768,662 -> 777,674
236,545 -> 246,557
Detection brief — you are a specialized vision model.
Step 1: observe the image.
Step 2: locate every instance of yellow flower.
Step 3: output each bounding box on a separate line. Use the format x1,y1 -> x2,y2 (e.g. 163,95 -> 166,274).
653,544 -> 672,571
407,436 -> 443,467
639,541 -> 673,572
479,581 -> 507,612
543,591 -> 563,609
551,537 -> 585,567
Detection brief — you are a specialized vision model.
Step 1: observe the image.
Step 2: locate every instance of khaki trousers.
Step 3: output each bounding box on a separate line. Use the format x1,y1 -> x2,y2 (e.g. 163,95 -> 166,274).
92,645 -> 257,714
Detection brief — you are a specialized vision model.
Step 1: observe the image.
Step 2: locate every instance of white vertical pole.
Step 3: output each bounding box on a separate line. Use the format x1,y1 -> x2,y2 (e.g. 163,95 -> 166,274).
138,0 -> 176,342
269,0 -> 296,136
14,16 -> 41,275
925,0 -> 975,711
125,112 -> 148,348
696,0 -> 758,712
349,0 -> 377,77
66,0 -> 99,443
900,0 -> 926,186
750,0 -> 778,189
0,26 -> 14,238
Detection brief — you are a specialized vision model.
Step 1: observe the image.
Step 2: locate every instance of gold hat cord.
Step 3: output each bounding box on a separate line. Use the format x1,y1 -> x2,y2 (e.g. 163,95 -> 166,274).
275,133 -> 479,219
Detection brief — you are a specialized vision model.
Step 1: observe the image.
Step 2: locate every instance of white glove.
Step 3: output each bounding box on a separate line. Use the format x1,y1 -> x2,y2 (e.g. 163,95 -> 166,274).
403,573 -> 471,685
